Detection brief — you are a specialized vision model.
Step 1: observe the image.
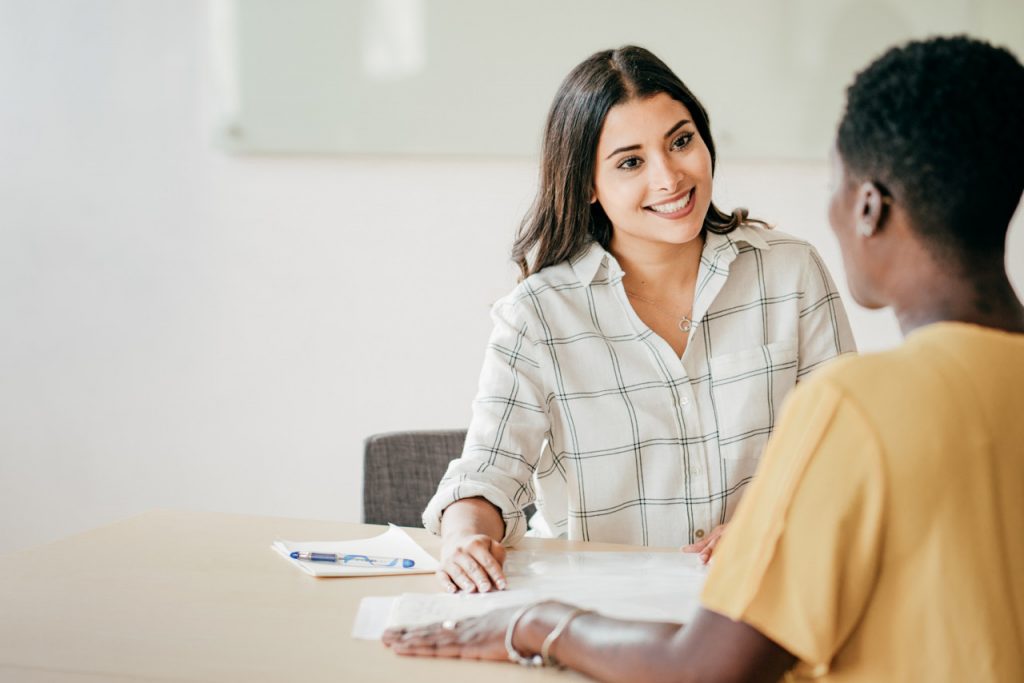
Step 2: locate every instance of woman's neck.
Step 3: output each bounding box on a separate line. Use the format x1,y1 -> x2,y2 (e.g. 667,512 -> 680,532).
610,234 -> 705,296
890,253 -> 1024,336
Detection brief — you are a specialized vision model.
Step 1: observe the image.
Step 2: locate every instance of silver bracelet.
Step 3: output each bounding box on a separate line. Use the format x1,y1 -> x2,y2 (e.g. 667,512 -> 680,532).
540,607 -> 591,667
505,602 -> 545,667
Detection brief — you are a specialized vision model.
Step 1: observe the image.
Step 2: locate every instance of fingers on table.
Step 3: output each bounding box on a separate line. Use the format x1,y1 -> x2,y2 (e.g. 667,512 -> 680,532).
696,525 -> 726,563
681,538 -> 709,553
389,623 -> 466,658
381,627 -> 406,645
435,569 -> 459,593
445,558 -> 485,593
700,535 -> 722,563
391,637 -> 496,661
392,641 -> 466,658
683,524 -> 727,553
477,541 -> 508,589
444,545 -> 506,593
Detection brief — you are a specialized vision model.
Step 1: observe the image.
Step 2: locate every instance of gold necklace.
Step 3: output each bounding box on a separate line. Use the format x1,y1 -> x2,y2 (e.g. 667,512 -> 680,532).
625,289 -> 694,333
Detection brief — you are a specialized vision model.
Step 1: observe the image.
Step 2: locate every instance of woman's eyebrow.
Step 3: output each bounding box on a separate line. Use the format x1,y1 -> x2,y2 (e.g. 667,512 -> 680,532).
604,119 -> 693,160
664,119 -> 691,139
605,143 -> 640,160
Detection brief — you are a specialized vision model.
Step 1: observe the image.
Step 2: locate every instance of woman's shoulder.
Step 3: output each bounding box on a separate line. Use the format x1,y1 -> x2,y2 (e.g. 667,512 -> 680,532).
499,243 -> 606,307
496,266 -> 569,309
727,223 -> 823,265
728,222 -> 809,250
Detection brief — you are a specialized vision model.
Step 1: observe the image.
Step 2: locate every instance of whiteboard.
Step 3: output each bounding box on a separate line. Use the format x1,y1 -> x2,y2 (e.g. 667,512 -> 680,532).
213,0 -> 1024,160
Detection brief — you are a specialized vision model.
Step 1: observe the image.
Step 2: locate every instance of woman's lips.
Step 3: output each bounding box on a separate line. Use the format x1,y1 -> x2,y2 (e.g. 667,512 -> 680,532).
646,188 -> 695,219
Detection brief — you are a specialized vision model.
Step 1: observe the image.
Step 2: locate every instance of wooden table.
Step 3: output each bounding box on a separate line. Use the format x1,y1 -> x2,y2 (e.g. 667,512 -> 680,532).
0,510 -> 653,682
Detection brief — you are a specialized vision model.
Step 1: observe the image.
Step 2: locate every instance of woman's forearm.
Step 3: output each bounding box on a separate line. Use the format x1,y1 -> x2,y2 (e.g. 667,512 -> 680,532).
516,603 -> 690,683
440,497 -> 505,543
515,603 -> 793,683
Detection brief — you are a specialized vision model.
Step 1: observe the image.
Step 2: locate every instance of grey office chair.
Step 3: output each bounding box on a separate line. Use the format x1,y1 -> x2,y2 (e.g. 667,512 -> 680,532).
362,429 -> 536,528
362,429 -> 468,527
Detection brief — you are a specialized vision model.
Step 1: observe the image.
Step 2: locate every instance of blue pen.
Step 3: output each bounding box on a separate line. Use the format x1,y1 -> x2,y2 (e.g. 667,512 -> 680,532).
289,551 -> 415,569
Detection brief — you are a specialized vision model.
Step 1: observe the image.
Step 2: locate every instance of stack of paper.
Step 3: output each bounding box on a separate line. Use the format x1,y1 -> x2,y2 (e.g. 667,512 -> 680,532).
353,549 -> 709,638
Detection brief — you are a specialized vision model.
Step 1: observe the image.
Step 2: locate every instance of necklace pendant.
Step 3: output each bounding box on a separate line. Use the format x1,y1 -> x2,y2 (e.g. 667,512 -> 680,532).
678,317 -> 692,333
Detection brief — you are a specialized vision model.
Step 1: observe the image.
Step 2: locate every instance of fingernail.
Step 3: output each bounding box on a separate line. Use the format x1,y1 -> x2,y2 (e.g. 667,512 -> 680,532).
497,580 -> 507,590
447,585 -> 456,593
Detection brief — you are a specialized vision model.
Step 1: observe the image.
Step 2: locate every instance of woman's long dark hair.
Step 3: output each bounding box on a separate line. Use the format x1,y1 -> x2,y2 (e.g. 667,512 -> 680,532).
513,45 -> 766,279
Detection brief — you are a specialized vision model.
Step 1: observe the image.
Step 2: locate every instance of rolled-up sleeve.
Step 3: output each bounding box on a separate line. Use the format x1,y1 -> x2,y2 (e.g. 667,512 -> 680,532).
422,297 -> 550,545
797,246 -> 857,378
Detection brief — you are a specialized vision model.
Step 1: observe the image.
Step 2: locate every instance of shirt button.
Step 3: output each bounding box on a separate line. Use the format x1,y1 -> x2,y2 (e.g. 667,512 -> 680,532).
680,396 -> 690,407
695,529 -> 705,539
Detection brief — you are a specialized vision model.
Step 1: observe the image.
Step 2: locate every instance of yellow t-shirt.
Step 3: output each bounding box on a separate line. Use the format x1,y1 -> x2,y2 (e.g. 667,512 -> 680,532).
701,322 -> 1024,682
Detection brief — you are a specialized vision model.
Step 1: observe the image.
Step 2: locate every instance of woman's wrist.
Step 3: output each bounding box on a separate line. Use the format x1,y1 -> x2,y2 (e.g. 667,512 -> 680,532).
513,601 -> 574,658
439,497 -> 506,542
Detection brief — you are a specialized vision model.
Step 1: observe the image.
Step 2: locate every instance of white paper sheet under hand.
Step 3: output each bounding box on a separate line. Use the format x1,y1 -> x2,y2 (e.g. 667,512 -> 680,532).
352,596 -> 398,639
272,524 -> 439,577
353,549 -> 709,639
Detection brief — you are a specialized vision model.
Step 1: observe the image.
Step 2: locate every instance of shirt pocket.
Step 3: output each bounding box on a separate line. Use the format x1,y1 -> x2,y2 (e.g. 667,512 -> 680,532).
708,338 -> 799,464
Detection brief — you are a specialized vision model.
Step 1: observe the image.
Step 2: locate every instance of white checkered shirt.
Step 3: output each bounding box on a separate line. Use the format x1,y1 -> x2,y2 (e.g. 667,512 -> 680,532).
424,225 -> 856,547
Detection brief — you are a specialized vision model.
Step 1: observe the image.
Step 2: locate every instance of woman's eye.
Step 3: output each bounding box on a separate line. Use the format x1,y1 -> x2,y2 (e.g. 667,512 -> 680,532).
672,133 -> 693,150
617,156 -> 642,170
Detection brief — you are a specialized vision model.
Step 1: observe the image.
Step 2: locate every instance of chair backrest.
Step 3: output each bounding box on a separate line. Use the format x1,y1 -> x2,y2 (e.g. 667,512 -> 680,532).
362,429 -> 467,527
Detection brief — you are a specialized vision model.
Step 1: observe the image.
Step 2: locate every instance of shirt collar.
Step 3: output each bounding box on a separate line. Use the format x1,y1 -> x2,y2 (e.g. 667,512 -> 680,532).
570,225 -> 770,287
570,240 -> 616,287
704,223 -> 771,256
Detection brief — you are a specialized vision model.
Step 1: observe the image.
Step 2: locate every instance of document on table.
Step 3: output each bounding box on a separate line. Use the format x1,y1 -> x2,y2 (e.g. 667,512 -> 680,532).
353,549 -> 709,639
272,524 -> 439,577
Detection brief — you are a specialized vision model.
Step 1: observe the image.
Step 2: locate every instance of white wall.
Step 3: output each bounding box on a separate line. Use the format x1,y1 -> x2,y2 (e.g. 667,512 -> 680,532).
2,1 -> 1021,553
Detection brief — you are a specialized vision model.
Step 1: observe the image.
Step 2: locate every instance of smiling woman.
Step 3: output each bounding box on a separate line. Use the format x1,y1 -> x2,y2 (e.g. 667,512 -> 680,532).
421,46 -> 856,595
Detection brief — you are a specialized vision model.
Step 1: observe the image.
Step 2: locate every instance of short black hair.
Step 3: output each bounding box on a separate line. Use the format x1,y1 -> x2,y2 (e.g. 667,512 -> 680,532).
837,35 -> 1024,259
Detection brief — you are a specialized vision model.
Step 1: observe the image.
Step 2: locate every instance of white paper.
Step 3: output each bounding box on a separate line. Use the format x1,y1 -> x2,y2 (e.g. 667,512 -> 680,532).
352,596 -> 398,639
352,549 -> 709,639
272,524 -> 439,577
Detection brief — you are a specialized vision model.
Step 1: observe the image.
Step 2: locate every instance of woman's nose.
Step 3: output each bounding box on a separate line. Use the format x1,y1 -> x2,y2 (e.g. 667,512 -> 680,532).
647,151 -> 683,192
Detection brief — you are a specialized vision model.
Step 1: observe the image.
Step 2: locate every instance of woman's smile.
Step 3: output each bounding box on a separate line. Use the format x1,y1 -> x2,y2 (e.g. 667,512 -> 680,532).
646,188 -> 696,218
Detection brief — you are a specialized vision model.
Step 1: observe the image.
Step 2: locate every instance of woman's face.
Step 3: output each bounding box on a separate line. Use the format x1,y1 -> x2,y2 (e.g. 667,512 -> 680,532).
593,93 -> 713,252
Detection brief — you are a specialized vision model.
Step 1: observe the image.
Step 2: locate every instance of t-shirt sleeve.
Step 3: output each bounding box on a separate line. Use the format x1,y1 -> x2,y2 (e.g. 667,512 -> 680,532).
700,376 -> 886,676
421,297 -> 550,545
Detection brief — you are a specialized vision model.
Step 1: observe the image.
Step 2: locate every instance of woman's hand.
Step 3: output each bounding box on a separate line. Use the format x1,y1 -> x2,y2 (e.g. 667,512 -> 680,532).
383,606 -> 518,660
438,533 -> 508,593
681,524 -> 727,564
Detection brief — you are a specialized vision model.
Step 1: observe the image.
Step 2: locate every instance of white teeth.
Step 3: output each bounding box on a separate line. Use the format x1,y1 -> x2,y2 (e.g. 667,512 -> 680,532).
649,190 -> 693,213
